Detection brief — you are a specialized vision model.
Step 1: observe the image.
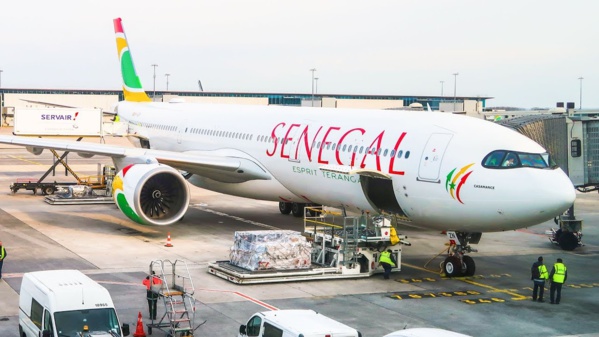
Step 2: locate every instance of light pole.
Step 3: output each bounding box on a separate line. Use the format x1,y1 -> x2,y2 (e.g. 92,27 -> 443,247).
453,73 -> 459,111
151,64 -> 158,100
315,77 -> 319,94
165,73 -> 171,91
0,69 -> 3,88
310,68 -> 316,107
440,80 -> 444,96
578,76 -> 584,109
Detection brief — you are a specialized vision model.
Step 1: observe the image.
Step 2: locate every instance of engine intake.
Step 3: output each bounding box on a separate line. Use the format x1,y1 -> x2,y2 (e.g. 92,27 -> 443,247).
112,163 -> 190,225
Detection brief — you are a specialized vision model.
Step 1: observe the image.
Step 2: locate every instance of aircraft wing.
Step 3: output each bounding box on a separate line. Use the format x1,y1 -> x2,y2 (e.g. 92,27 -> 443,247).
0,136 -> 271,183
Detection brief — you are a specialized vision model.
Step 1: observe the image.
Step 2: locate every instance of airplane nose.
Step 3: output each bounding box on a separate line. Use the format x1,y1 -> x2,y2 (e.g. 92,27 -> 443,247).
542,170 -> 576,215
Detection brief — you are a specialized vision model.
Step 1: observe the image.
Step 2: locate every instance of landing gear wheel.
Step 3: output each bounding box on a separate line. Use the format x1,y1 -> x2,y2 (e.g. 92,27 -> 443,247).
278,202 -> 292,215
443,256 -> 463,277
462,255 -> 476,276
43,186 -> 54,195
558,232 -> 578,251
291,203 -> 304,217
553,228 -> 563,243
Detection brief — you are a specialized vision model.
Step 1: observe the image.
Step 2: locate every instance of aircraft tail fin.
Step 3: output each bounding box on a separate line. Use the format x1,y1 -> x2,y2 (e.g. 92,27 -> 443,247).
113,18 -> 152,102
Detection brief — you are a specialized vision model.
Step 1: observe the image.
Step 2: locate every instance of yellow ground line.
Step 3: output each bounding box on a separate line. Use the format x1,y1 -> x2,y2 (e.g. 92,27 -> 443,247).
401,262 -> 528,300
460,279 -> 528,300
7,155 -> 45,165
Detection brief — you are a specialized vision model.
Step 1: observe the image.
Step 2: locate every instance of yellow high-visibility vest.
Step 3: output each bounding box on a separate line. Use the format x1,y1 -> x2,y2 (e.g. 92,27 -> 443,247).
552,263 -> 567,283
538,264 -> 548,280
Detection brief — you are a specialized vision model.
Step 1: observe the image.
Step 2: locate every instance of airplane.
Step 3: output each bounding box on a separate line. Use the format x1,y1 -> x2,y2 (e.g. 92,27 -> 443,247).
0,18 -> 575,277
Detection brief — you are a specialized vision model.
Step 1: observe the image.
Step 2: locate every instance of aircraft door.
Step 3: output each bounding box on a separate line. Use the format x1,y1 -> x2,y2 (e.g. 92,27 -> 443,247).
417,133 -> 453,183
177,120 -> 188,144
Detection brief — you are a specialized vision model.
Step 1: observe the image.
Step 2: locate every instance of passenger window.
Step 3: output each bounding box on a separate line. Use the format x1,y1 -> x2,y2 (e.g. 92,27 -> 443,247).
397,150 -> 403,158
263,322 -> 283,337
30,299 -> 43,329
405,151 -> 411,159
246,316 -> 262,337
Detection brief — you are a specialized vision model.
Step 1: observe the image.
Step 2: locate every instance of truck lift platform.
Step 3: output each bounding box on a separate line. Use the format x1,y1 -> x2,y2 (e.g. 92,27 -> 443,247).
9,142 -> 116,204
207,207 -> 409,284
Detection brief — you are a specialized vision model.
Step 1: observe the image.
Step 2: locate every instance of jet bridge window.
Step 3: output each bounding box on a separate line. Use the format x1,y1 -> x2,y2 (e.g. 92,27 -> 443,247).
483,150 -> 551,169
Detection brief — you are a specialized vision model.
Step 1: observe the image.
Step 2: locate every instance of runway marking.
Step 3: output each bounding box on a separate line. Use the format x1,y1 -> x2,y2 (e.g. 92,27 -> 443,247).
460,278 -> 527,300
395,271 -> 512,284
7,155 -> 45,165
197,288 -> 279,311
390,290 -> 481,300
400,263 -> 527,300
194,207 -> 281,230
460,297 -> 506,305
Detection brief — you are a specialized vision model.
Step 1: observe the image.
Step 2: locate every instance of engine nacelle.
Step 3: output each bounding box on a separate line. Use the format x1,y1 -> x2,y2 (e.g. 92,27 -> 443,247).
26,146 -> 44,155
112,163 -> 190,225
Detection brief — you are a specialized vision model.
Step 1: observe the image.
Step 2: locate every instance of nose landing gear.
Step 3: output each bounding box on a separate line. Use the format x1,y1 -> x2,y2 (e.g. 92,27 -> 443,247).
442,231 -> 481,277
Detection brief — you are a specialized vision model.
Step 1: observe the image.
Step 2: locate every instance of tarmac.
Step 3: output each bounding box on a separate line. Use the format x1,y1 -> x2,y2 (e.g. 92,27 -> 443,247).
1,129 -> 599,337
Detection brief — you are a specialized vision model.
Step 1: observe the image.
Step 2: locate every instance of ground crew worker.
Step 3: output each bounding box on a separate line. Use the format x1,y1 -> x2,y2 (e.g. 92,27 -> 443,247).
531,256 -> 548,302
379,249 -> 396,279
0,241 -> 6,281
549,258 -> 567,304
143,271 -> 163,320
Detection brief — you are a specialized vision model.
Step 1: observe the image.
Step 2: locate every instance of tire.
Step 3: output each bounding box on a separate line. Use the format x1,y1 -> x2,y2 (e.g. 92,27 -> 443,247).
462,255 -> 476,276
558,232 -> 579,251
43,186 -> 55,195
148,326 -> 152,335
291,203 -> 305,217
19,325 -> 23,337
278,202 -> 292,215
554,229 -> 563,242
443,256 -> 463,277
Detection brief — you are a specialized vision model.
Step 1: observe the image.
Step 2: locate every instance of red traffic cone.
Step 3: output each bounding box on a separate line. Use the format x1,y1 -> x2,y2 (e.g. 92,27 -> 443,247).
165,232 -> 173,247
133,311 -> 147,337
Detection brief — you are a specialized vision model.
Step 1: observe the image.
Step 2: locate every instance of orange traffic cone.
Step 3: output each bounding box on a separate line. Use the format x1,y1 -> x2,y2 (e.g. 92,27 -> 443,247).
133,311 -> 146,337
165,232 -> 173,247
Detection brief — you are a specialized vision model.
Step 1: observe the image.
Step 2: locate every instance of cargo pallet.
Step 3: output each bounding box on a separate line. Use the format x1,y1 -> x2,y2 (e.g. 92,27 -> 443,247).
207,206 -> 409,284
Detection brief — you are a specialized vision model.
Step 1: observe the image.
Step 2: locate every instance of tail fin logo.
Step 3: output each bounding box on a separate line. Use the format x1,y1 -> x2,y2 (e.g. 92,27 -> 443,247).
445,163 -> 474,204
113,18 -> 151,102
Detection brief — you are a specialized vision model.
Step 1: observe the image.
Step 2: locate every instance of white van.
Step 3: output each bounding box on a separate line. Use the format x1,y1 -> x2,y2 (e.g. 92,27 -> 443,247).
18,270 -> 129,337
238,309 -> 361,337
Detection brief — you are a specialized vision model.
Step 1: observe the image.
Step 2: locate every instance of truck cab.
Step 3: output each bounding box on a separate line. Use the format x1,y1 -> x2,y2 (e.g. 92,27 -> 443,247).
18,270 -> 129,337
239,309 -> 361,337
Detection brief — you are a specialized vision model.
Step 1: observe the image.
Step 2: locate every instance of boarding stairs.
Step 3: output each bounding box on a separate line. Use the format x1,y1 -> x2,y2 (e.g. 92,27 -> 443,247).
149,259 -> 198,337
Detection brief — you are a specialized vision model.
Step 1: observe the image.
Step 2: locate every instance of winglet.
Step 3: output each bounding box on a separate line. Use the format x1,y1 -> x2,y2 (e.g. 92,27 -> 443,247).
114,18 -> 152,102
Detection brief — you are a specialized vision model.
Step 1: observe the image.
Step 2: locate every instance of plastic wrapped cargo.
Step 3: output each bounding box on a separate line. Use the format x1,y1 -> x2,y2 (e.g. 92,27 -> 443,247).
230,230 -> 312,271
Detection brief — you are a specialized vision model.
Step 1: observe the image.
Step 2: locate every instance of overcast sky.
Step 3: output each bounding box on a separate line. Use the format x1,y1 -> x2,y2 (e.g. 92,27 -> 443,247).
0,1 -> 596,108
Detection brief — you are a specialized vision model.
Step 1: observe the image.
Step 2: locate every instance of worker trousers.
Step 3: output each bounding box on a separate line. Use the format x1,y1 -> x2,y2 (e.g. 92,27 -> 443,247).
550,282 -> 563,304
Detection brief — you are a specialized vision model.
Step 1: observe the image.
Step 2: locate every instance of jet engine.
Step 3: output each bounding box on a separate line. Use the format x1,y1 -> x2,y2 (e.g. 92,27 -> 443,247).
26,146 -> 44,155
112,163 -> 190,225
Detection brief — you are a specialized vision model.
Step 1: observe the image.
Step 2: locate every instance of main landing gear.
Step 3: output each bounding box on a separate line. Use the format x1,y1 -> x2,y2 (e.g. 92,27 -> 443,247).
278,202 -> 319,217
442,231 -> 482,277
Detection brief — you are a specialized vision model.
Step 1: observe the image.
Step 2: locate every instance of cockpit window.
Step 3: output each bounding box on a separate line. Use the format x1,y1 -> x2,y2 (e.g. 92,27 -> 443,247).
483,150 -> 552,169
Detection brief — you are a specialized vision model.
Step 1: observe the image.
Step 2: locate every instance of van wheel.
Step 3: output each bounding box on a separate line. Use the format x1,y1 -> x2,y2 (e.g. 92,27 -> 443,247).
18,325 -> 24,337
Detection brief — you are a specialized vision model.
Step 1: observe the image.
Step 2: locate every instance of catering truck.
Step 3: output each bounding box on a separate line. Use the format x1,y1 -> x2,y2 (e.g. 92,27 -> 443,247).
238,309 -> 361,337
18,270 -> 129,337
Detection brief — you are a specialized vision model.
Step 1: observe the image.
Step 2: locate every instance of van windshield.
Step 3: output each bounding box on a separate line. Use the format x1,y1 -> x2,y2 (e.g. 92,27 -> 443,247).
54,308 -> 121,337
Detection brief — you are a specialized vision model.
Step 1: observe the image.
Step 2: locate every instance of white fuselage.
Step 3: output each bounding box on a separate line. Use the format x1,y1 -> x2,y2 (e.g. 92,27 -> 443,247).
117,101 -> 575,232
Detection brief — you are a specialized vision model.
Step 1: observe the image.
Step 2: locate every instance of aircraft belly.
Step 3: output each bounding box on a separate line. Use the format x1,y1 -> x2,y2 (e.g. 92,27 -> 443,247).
187,175 -> 303,202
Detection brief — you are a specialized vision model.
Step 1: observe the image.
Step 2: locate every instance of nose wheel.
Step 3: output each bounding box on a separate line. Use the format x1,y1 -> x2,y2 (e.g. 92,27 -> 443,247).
442,231 -> 480,277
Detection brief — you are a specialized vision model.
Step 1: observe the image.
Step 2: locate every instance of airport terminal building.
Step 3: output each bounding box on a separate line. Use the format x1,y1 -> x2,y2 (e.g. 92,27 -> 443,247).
0,87 -> 491,125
